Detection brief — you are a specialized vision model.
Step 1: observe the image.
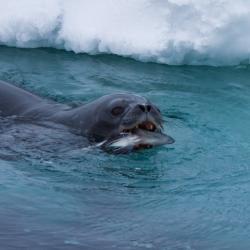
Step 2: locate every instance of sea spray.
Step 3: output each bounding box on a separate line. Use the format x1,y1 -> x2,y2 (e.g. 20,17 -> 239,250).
0,0 -> 250,65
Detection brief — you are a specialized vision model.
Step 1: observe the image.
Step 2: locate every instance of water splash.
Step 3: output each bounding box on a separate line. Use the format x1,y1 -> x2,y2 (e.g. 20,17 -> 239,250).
1,0 -> 250,65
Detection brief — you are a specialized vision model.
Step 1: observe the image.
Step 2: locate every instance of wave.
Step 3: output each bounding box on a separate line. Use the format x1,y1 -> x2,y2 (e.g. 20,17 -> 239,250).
0,0 -> 250,66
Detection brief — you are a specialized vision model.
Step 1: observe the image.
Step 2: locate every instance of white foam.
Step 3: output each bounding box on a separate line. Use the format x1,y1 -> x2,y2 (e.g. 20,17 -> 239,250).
0,0 -> 250,65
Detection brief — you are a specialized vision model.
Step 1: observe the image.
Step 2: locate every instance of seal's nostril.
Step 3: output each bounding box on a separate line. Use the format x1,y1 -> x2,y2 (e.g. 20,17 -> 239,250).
146,105 -> 151,112
138,104 -> 152,112
138,104 -> 146,112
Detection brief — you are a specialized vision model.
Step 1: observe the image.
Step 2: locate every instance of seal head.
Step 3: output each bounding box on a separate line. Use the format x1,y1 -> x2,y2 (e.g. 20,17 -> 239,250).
69,93 -> 174,151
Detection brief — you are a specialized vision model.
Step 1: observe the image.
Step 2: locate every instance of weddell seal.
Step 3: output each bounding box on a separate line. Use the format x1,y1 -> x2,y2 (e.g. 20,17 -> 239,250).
0,80 -> 174,153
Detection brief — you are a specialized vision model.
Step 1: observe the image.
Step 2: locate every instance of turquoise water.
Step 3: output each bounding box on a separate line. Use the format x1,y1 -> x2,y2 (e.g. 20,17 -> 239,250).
1,46 -> 250,249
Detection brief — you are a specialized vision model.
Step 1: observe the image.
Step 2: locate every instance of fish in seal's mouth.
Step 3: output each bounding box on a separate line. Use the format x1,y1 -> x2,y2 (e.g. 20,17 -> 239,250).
103,120 -> 174,153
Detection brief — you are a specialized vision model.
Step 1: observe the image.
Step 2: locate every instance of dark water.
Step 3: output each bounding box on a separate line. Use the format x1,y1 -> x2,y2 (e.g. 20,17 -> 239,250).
0,46 -> 250,249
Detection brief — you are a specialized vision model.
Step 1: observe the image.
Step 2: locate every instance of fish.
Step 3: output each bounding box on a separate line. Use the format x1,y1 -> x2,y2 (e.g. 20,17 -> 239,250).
101,128 -> 174,153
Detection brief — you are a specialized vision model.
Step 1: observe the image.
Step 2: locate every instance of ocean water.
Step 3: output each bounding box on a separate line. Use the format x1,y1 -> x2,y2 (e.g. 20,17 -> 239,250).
1,2 -> 250,248
0,45 -> 250,249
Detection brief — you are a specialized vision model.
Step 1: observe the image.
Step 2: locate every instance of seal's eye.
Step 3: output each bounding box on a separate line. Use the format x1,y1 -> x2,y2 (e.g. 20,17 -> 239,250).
111,106 -> 125,116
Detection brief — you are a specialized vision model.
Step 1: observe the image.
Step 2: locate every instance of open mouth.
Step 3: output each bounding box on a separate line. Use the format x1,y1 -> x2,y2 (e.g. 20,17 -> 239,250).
103,120 -> 174,153
121,121 -> 158,149
122,121 -> 157,133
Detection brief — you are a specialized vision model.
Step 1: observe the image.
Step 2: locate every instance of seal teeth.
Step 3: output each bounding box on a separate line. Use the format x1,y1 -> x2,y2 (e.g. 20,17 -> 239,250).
138,121 -> 156,131
148,123 -> 153,130
122,121 -> 156,134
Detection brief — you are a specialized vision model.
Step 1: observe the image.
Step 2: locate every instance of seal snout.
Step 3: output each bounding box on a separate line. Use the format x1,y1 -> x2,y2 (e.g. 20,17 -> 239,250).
120,100 -> 162,133
137,104 -> 152,113
108,98 -> 174,151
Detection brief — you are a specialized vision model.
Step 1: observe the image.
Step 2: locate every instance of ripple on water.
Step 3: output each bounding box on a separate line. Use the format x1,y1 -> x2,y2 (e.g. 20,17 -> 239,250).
1,47 -> 250,249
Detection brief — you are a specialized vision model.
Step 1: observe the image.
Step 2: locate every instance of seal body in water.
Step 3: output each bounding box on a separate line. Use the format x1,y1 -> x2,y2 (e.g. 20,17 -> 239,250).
0,80 -> 174,152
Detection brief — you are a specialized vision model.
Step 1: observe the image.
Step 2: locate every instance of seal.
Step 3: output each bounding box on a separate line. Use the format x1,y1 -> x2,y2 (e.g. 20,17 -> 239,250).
0,80 -> 174,152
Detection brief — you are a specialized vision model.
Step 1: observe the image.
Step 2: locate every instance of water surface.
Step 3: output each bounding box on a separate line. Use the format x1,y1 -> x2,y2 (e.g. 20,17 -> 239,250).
0,46 -> 250,249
